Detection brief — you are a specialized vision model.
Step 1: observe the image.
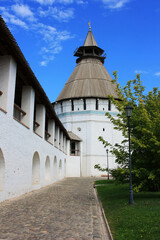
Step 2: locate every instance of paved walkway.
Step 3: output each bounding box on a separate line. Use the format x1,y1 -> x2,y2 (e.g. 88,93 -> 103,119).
0,178 -> 106,240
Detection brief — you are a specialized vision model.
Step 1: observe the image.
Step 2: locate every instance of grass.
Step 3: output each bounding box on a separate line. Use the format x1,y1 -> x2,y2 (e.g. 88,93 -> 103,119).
95,180 -> 160,240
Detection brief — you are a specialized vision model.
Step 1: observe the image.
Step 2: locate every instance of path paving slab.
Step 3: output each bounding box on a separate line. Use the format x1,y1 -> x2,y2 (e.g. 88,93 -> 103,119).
0,178 -> 105,240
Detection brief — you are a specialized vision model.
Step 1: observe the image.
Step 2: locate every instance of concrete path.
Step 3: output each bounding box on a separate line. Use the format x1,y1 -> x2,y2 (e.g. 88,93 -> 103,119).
0,178 -> 106,240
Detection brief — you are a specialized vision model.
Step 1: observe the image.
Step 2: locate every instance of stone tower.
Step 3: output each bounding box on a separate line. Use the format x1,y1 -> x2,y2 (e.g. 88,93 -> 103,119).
54,26 -> 122,176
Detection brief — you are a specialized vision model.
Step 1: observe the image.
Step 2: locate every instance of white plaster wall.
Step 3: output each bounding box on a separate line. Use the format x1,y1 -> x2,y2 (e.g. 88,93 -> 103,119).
66,155 -> 81,177
0,56 -> 17,114
0,110 -> 67,202
56,98 -> 123,177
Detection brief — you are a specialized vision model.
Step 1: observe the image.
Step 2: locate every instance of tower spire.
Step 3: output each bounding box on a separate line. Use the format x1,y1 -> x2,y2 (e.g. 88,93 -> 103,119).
74,27 -> 106,64
88,21 -> 91,31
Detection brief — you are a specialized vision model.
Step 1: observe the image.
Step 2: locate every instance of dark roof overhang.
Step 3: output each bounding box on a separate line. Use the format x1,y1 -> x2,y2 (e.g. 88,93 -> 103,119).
74,45 -> 104,57
0,15 -> 70,140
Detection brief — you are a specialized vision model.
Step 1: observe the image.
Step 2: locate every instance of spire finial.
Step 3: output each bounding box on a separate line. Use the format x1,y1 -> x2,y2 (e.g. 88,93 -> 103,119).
88,21 -> 91,31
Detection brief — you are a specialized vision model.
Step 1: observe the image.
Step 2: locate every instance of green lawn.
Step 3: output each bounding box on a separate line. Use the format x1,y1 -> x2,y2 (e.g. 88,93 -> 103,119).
95,180 -> 160,240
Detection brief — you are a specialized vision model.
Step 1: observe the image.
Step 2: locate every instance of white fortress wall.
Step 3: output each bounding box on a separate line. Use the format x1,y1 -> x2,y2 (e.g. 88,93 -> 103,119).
0,55 -> 69,202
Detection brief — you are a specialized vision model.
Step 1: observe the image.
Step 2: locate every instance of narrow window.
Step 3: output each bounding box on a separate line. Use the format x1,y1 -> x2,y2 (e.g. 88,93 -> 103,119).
108,100 -> 111,111
71,100 -> 74,111
61,102 -> 63,113
13,77 -> 23,121
83,99 -> 86,110
96,99 -> 99,110
70,141 -> 80,156
45,115 -> 51,140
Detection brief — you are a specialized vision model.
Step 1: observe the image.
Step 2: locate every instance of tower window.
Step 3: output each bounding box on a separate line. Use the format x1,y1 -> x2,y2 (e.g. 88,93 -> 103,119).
96,99 -> 99,110
71,100 -> 74,111
83,99 -> 86,110
108,100 -> 111,111
85,49 -> 93,55
61,102 -> 63,113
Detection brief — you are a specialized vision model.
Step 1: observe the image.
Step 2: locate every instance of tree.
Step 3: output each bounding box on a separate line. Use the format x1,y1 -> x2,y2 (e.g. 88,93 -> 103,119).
98,72 -> 160,191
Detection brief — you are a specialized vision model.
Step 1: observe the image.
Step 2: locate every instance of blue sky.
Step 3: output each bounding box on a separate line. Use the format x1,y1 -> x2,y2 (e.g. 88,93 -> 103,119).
0,0 -> 160,102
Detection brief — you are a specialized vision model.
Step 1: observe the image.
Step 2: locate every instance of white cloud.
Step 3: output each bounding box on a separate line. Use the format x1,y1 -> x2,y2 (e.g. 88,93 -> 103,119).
134,70 -> 148,74
57,0 -> 74,3
0,2 -> 74,66
52,46 -> 62,53
40,55 -> 54,66
10,17 -> 28,28
101,0 -> 130,9
34,22 -> 74,66
40,60 -> 48,66
56,30 -> 73,40
154,72 -> 160,76
34,0 -> 55,5
0,7 -> 6,11
11,4 -> 33,18
38,6 -> 74,22
11,4 -> 36,21
76,0 -> 88,4
1,10 -> 28,29
34,0 -> 85,5
53,8 -> 74,21
35,23 -> 57,42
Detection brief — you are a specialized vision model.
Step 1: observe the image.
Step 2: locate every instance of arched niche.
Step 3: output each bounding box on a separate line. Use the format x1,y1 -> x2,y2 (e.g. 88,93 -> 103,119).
64,159 -> 66,177
0,148 -> 5,191
59,159 -> 62,178
53,156 -> 57,180
45,156 -> 51,182
32,151 -> 40,185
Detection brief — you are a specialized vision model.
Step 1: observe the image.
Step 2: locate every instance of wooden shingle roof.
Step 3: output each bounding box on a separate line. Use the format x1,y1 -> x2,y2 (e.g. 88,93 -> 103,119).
56,29 -> 118,102
83,29 -> 98,47
68,131 -> 82,142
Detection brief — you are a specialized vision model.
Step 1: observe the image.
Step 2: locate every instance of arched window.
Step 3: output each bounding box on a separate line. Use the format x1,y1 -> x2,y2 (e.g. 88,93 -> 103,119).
0,149 -> 5,191
32,152 -> 40,185
53,156 -> 57,180
45,156 -> 51,182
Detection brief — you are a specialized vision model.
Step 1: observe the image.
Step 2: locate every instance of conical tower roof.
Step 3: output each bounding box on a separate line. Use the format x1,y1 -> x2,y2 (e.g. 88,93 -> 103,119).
56,27 -> 118,102
83,28 -> 98,46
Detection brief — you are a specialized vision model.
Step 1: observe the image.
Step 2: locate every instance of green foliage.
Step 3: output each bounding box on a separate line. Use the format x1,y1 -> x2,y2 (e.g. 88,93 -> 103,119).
94,164 -> 109,172
97,72 -> 160,191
